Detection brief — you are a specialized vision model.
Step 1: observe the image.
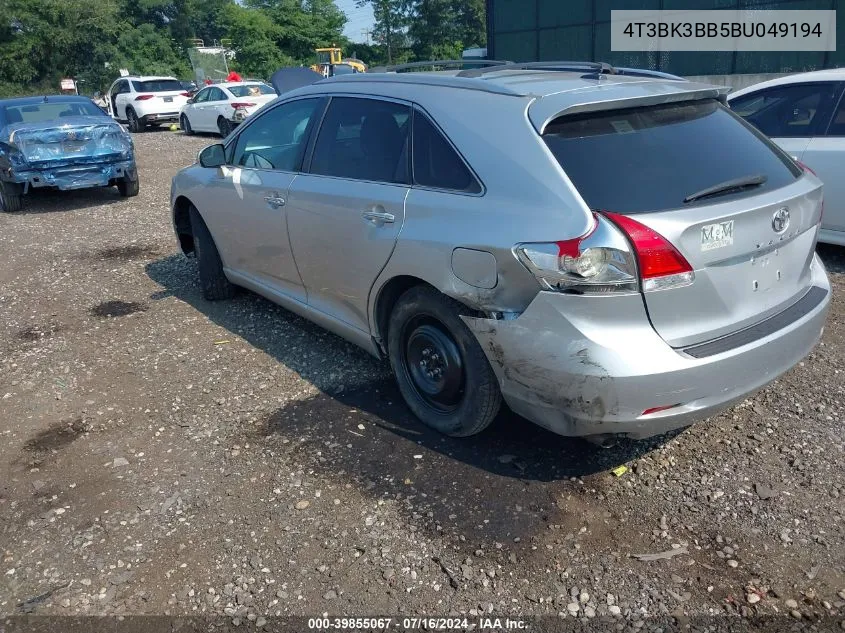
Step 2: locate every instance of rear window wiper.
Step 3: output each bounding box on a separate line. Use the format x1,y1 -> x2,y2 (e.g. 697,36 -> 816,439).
683,174 -> 767,204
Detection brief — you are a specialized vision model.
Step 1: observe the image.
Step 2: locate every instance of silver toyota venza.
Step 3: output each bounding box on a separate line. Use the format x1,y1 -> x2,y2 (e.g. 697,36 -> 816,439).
170,62 -> 830,440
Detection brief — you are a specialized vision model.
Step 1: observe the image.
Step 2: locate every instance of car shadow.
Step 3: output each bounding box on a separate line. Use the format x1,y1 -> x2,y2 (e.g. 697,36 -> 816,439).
14,186 -> 125,215
145,254 -> 676,490
817,243 -> 845,274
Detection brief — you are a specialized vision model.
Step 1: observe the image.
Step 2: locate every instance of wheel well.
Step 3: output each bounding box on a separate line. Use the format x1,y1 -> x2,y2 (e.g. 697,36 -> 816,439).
173,196 -> 194,254
373,276 -> 433,353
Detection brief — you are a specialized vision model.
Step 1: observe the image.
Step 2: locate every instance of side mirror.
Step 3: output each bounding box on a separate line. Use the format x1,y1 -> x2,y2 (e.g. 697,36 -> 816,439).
199,144 -> 226,168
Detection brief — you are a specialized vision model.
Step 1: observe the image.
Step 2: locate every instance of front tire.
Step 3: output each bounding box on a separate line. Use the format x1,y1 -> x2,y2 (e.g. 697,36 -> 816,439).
126,108 -> 143,133
180,114 -> 194,135
189,206 -> 235,301
0,180 -> 23,213
387,285 -> 501,437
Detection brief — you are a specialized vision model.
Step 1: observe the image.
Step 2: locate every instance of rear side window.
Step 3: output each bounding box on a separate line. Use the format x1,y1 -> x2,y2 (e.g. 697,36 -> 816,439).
412,111 -> 481,193
131,79 -> 183,92
229,84 -> 275,97
543,99 -> 800,214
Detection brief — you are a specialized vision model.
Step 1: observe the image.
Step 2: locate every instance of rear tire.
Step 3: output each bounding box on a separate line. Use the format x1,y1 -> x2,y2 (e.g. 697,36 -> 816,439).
217,117 -> 233,138
180,114 -> 194,135
0,180 -> 23,213
387,285 -> 501,437
126,107 -> 143,133
117,173 -> 139,197
189,206 -> 235,301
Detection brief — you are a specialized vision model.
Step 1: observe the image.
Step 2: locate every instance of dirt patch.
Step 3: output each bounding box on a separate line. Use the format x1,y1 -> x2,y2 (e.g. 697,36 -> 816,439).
90,300 -> 148,318
16,323 -> 64,342
23,417 -> 89,454
87,245 -> 161,261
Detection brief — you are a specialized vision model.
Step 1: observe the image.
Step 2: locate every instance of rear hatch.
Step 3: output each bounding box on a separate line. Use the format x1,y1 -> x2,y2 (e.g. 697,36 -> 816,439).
541,97 -> 822,348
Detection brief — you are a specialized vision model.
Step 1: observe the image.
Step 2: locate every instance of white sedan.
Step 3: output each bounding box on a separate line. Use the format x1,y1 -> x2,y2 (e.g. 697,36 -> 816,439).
179,82 -> 278,137
727,69 -> 845,247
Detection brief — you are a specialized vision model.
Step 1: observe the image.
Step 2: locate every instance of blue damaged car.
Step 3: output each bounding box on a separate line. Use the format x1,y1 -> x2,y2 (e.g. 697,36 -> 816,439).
0,95 -> 138,212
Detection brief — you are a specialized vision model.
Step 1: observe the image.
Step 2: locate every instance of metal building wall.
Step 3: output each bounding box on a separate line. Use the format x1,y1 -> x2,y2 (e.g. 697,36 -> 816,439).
486,0 -> 844,75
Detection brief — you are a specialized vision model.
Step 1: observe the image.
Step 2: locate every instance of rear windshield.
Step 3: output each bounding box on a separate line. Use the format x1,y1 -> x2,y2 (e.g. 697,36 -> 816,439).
228,84 -> 276,97
132,79 -> 183,92
543,99 -> 801,214
2,101 -> 105,125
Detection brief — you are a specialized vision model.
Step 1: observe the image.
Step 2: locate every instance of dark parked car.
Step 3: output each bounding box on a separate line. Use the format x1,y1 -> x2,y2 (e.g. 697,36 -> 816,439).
0,95 -> 138,212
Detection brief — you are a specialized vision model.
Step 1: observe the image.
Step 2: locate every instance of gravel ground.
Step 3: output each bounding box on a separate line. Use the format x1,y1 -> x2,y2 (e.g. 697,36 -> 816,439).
0,129 -> 844,631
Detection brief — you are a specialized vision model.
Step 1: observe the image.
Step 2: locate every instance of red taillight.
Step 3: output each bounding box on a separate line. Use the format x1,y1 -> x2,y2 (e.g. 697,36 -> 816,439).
135,94 -> 154,101
603,212 -> 694,292
231,102 -> 256,109
796,159 -> 817,176
180,92 -> 192,97
642,404 -> 681,416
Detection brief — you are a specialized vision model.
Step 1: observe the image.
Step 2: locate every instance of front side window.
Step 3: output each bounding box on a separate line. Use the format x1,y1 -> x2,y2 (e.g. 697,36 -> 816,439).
729,82 -> 840,138
309,97 -> 411,184
231,98 -> 321,171
412,110 -> 481,193
193,89 -> 211,103
207,88 -> 226,102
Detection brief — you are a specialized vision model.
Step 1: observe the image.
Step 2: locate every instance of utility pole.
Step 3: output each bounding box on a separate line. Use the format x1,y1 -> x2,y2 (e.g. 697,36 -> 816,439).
361,29 -> 371,45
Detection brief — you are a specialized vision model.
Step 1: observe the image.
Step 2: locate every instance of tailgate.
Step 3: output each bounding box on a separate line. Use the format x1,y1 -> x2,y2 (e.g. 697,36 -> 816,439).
629,180 -> 821,347
541,96 -> 822,348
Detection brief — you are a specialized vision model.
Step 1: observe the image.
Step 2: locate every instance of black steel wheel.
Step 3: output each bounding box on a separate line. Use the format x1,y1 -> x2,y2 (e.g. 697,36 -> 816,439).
401,318 -> 465,414
387,285 -> 501,437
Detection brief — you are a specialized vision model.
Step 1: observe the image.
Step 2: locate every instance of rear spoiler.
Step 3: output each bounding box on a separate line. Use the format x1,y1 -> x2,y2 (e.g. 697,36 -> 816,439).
530,83 -> 731,134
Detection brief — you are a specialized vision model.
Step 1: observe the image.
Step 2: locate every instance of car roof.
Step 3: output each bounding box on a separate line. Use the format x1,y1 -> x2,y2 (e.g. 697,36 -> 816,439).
121,76 -> 179,82
321,69 -> 708,99
296,69 -> 727,133
728,68 -> 845,100
0,95 -> 95,107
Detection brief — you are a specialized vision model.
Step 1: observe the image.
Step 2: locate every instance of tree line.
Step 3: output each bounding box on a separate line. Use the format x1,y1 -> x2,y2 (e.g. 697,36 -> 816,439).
0,0 -> 486,97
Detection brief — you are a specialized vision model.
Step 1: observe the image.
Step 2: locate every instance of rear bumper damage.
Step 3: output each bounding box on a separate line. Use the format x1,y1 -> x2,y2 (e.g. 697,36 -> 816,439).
463,254 -> 830,439
7,159 -> 136,191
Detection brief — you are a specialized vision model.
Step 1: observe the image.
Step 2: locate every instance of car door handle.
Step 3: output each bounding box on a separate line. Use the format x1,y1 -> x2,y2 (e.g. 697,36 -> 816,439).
362,210 -> 395,224
263,196 -> 285,208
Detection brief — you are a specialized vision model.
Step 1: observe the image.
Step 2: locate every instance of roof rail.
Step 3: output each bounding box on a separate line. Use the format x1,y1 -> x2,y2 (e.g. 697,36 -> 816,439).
457,61 -> 617,78
370,59 -> 511,74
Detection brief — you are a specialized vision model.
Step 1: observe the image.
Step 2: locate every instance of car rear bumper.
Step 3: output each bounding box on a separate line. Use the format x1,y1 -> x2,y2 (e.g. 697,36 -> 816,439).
141,112 -> 179,123
9,159 -> 136,191
463,254 -> 830,439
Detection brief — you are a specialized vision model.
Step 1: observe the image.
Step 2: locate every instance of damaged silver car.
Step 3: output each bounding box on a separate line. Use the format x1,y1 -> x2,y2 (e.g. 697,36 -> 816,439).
170,62 -> 830,440
0,95 -> 138,212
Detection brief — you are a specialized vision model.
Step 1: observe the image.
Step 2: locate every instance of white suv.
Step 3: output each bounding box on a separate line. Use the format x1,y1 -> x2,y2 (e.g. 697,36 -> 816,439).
106,76 -> 190,132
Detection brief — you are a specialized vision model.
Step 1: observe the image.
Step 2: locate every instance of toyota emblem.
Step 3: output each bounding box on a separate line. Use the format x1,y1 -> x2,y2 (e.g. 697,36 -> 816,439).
772,207 -> 790,233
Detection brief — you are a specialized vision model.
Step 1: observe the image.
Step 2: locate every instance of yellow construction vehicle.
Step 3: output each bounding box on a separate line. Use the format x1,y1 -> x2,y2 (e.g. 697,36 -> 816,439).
311,47 -> 367,78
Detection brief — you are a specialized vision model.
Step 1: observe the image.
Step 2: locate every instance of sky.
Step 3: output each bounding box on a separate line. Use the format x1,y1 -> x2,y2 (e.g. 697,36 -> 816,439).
335,0 -> 375,43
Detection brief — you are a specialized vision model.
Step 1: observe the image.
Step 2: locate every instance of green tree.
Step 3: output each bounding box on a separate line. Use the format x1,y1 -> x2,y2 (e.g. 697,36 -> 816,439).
407,0 -> 486,61
220,2 -> 293,79
355,0 -> 409,64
